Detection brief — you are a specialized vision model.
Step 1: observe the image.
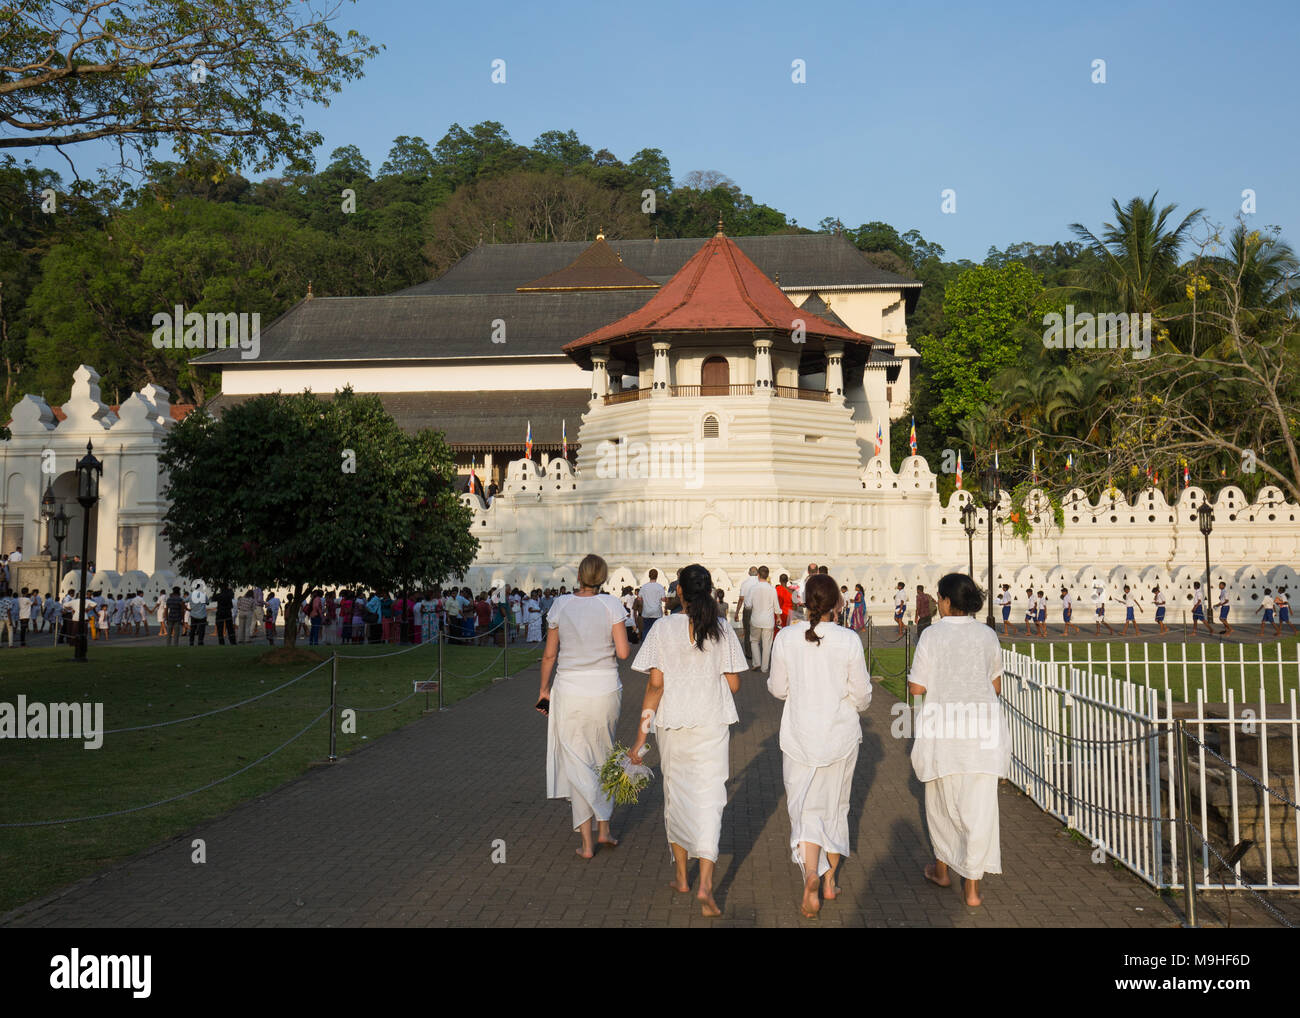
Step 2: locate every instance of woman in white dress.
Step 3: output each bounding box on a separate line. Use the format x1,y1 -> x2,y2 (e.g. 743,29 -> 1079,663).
538,554 -> 630,859
525,591 -> 543,643
768,573 -> 872,918
628,564 -> 746,918
907,572 -> 1010,907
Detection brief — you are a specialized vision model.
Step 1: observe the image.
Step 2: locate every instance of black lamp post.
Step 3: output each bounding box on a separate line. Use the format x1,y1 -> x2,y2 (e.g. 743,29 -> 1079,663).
52,505 -> 69,645
960,500 -> 977,578
40,479 -> 56,556
1198,500 -> 1214,631
983,466 -> 1000,628
73,440 -> 102,663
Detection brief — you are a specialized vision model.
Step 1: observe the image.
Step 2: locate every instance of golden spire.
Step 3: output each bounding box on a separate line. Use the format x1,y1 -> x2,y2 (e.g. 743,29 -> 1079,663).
306,281 -> 314,300
715,215 -> 725,237
596,228 -> 605,241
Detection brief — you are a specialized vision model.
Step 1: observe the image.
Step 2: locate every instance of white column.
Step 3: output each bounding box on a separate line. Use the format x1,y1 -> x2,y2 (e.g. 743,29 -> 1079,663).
825,341 -> 845,402
651,341 -> 672,398
753,338 -> 774,397
590,347 -> 609,404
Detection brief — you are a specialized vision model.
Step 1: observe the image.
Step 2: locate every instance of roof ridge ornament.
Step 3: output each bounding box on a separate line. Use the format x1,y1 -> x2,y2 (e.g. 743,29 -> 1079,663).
715,215 -> 725,237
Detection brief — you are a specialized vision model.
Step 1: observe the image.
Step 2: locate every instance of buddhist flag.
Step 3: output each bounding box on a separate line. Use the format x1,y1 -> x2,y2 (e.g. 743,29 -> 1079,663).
909,417 -> 917,456
526,420 -> 533,460
562,419 -> 568,459
468,456 -> 477,495
1065,452 -> 1074,475
1183,462 -> 1190,488
1031,447 -> 1038,484
956,451 -> 964,490
874,423 -> 884,457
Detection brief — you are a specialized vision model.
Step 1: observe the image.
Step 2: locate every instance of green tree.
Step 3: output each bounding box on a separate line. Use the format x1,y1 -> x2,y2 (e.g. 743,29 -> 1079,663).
913,262 -> 1047,440
159,389 -> 477,647
0,1 -> 379,181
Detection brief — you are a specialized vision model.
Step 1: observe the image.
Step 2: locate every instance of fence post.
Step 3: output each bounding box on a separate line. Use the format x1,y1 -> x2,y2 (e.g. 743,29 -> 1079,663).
904,625 -> 912,675
328,650 -> 339,763
438,623 -> 446,712
1173,719 -> 1198,927
503,620 -> 509,680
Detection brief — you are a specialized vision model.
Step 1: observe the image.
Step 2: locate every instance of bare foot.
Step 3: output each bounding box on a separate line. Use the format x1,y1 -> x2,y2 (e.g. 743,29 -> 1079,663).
667,878 -> 690,893
964,879 -> 982,907
698,889 -> 722,917
597,836 -> 619,848
822,874 -> 841,900
800,880 -> 821,918
575,847 -> 594,860
923,863 -> 950,888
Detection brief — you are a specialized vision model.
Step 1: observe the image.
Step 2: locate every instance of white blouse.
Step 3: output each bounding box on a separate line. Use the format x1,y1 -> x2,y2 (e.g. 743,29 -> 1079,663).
908,616 -> 1010,782
548,593 -> 627,695
767,622 -> 872,767
631,614 -> 745,730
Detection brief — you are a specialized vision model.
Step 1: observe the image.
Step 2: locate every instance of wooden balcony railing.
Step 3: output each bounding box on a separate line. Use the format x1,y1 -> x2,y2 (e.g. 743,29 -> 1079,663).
603,384 -> 830,405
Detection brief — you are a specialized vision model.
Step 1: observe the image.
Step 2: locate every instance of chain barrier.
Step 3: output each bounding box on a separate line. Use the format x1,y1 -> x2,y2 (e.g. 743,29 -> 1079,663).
343,688 -> 427,714
1182,730 -> 1300,812
998,694 -> 1174,747
102,658 -> 332,734
1184,818 -> 1298,929
1008,755 -> 1167,824
0,705 -> 333,828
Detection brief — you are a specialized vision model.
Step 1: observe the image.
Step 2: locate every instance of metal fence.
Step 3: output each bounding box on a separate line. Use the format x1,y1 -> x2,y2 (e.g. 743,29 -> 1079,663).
999,649 -> 1300,897
1006,640 -> 1300,704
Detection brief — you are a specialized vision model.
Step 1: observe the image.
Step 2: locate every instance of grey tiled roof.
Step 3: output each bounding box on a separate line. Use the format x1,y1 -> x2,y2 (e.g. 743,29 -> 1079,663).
192,291 -> 654,365
204,389 -> 590,448
399,234 -> 921,296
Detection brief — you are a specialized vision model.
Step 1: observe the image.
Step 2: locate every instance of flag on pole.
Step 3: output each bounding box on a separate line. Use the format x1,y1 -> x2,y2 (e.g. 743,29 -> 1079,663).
1065,452 -> 1074,475
994,447 -> 1000,472
909,417 -> 917,456
1183,462 -> 1190,488
468,456 -> 477,495
956,451 -> 964,490
874,423 -> 883,457
562,419 -> 568,460
526,420 -> 533,460
1031,447 -> 1038,484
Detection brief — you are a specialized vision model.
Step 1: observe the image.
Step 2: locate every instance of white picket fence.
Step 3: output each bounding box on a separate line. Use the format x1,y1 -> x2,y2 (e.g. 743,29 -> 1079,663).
1000,649 -> 1300,894
1005,640 -> 1300,704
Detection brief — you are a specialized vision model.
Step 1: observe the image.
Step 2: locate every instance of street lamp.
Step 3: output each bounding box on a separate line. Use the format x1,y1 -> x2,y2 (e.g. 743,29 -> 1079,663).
52,505 -> 69,645
73,440 -> 102,663
1198,499 -> 1214,632
960,500 -> 977,578
983,466 -> 1000,629
40,479 -> 56,556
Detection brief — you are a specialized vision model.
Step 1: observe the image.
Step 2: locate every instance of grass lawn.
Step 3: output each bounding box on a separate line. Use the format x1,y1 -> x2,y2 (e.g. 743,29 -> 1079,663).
0,639 -> 543,914
1000,637 -> 1300,703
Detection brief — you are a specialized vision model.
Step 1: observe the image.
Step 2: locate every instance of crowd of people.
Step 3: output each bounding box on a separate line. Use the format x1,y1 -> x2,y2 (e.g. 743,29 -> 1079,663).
537,553 -> 1008,918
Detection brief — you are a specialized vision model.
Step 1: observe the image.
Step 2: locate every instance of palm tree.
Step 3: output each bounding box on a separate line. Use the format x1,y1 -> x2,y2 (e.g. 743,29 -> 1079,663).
1066,193 -> 1204,318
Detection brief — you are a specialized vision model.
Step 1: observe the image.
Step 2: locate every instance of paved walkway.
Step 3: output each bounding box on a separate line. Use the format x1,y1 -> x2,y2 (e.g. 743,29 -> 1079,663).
7,653 -> 1227,929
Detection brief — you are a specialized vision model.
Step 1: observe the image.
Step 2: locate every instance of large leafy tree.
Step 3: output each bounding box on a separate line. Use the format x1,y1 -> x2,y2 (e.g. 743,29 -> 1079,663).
0,1 -> 379,181
159,389 -> 477,646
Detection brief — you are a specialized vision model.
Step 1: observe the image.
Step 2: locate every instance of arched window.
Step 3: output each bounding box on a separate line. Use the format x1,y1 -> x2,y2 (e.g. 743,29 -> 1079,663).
701,356 -> 729,395
702,414 -> 720,439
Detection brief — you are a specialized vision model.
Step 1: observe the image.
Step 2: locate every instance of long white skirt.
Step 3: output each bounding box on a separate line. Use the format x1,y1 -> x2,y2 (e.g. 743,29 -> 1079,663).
526,615 -> 542,642
658,724 -> 730,863
546,685 -> 620,829
924,772 -> 1001,880
783,747 -> 857,877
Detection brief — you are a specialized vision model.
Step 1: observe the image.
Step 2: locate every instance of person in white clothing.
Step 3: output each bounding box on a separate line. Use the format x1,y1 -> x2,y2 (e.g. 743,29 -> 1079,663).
638,569 -> 667,641
768,573 -> 872,918
539,554 -> 630,860
907,572 -> 1011,908
629,563 -> 745,918
893,582 -> 908,636
734,566 -> 759,661
747,566 -> 779,672
524,591 -> 542,643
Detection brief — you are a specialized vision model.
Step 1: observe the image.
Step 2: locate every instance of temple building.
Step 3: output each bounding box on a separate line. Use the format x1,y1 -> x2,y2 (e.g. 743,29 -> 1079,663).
197,228 -> 920,488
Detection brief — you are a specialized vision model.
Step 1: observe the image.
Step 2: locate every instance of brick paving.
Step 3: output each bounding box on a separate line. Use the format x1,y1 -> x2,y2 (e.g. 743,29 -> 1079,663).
4,654 -> 1278,928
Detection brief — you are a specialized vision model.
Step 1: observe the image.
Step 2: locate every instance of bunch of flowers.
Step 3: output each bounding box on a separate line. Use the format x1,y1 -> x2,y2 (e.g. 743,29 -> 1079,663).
599,743 -> 654,805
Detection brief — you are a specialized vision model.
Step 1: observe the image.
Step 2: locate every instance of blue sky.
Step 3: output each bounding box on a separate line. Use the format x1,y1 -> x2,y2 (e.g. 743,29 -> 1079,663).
34,0 -> 1300,262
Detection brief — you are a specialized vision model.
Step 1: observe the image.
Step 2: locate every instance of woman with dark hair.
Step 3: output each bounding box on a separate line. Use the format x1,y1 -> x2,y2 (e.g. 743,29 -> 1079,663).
540,554 -> 630,860
768,573 -> 872,918
850,584 -> 866,631
907,572 -> 1010,908
629,563 -> 746,918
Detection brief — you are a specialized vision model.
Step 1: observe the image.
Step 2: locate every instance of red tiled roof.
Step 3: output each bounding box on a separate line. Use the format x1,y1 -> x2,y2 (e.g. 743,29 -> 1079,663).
48,403 -> 197,423
564,231 -> 872,352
